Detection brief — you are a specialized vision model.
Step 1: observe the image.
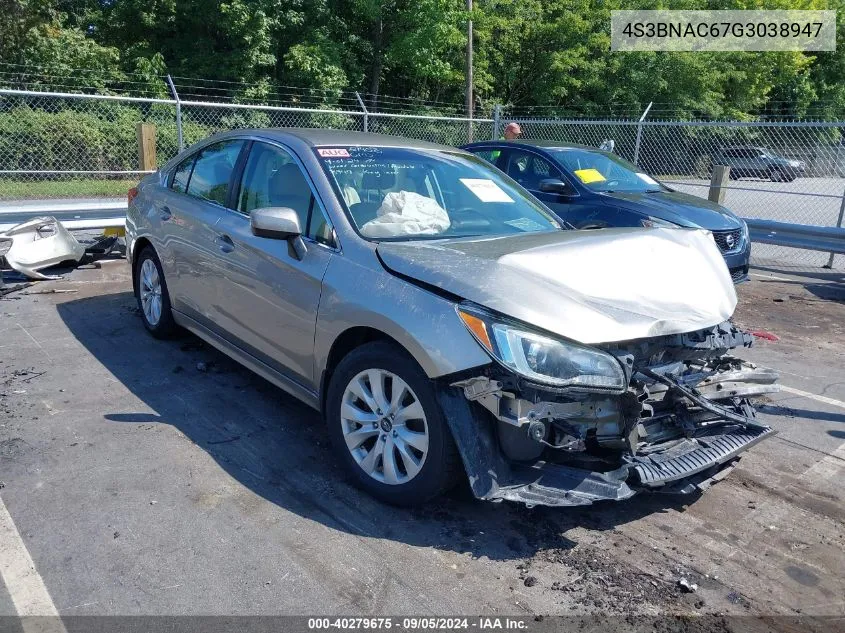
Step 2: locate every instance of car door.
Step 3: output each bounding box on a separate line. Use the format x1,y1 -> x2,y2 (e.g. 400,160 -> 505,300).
739,148 -> 759,177
745,148 -> 766,177
728,149 -> 746,176
158,139 -> 245,327
754,149 -> 772,177
499,149 -> 591,226
210,140 -> 335,389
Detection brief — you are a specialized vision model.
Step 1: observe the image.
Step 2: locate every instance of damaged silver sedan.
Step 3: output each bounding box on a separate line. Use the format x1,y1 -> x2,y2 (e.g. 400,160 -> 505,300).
126,129 -> 778,508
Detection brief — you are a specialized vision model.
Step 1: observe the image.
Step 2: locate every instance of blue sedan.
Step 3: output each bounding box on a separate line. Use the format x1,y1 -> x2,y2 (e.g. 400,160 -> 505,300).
462,140 -> 750,283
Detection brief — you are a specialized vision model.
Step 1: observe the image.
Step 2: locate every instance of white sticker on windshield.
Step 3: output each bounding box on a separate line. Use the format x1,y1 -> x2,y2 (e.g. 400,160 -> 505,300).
317,148 -> 351,158
460,178 -> 514,203
637,173 -> 659,185
505,218 -> 546,232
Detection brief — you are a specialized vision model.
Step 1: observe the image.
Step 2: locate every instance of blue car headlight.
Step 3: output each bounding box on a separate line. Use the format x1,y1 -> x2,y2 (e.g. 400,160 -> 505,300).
640,216 -> 678,229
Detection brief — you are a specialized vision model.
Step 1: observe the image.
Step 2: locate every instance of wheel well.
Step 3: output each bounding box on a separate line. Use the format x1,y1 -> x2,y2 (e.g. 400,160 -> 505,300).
320,327 -> 406,415
130,237 -> 153,296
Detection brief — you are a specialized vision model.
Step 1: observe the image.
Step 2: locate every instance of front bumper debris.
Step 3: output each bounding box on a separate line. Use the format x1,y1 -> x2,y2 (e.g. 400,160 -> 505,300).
449,321 -> 779,508
0,216 -> 86,280
628,426 -> 774,487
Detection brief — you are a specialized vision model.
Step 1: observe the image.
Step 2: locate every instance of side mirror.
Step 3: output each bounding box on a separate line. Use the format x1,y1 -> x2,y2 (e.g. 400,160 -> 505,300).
539,178 -> 573,195
251,207 -> 301,239
251,207 -> 306,260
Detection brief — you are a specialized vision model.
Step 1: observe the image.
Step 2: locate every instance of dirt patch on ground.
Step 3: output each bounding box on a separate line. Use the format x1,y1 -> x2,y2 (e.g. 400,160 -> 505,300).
734,274 -> 845,345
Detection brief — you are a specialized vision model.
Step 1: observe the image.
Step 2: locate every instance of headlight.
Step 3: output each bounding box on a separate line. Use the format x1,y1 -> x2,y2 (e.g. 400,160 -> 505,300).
457,307 -> 626,391
640,216 -> 677,229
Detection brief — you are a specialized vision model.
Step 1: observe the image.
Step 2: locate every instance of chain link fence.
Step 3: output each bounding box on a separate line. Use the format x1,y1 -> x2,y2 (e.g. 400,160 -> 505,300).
1,86 -> 843,268
508,115 -> 845,268
0,88 -> 494,203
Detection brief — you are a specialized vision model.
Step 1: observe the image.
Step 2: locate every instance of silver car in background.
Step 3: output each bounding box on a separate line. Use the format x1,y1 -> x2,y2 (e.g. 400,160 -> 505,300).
126,129 -> 778,508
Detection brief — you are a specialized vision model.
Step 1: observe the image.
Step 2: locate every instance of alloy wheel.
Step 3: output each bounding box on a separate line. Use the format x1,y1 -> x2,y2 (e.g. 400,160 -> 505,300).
340,369 -> 429,485
139,258 -> 163,326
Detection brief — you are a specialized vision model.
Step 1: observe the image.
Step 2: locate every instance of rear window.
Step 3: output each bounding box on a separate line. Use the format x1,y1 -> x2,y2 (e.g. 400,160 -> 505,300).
185,140 -> 245,205
171,155 -> 195,193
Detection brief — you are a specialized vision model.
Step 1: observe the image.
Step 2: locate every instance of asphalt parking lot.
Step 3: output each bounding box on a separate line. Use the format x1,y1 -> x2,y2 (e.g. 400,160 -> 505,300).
0,259 -> 843,628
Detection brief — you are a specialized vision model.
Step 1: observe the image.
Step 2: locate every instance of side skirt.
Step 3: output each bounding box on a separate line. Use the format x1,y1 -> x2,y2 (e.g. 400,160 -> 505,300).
172,310 -> 321,411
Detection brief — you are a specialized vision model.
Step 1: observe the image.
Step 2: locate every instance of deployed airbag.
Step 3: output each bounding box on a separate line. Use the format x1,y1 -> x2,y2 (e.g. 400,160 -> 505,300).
360,191 -> 450,238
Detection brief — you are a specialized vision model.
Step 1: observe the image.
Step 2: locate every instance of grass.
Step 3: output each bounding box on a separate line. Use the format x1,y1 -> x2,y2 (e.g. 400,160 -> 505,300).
0,178 -> 140,200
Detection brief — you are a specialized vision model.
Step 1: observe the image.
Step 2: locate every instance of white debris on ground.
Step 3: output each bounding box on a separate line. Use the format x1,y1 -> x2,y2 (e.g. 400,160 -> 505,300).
0,218 -> 122,287
0,216 -> 86,280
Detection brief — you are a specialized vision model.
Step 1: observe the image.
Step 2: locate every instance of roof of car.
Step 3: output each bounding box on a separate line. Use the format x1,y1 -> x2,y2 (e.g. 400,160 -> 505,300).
218,128 -> 453,151
463,140 -> 600,151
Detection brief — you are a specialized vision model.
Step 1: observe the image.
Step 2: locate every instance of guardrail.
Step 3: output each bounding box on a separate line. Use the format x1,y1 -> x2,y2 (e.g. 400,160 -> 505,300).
744,218 -> 845,255
0,199 -> 126,233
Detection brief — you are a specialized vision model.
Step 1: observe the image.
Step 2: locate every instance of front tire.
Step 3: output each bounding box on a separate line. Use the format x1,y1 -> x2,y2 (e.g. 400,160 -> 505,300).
325,341 -> 462,506
134,246 -> 176,338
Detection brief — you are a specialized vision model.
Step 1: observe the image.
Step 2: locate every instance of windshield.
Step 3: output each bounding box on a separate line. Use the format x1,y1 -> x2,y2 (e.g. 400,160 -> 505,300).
316,146 -> 561,241
550,148 -> 664,193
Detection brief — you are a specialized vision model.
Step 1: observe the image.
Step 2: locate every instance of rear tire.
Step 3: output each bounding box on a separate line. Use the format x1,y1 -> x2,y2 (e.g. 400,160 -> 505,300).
134,246 -> 176,338
770,169 -> 783,182
325,341 -> 462,506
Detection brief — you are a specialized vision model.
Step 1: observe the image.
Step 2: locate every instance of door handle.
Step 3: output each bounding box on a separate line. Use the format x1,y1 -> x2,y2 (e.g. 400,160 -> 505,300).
160,206 -> 172,221
215,234 -> 235,254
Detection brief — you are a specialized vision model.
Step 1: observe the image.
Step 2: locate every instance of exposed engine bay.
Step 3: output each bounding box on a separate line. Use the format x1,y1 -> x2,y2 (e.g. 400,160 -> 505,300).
451,321 -> 779,507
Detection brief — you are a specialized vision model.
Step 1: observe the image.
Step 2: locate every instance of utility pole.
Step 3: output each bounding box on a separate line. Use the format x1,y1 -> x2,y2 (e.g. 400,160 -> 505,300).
466,0 -> 473,142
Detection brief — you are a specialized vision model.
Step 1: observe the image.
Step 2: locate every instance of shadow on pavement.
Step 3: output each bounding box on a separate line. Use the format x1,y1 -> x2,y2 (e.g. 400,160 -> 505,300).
58,289 -> 694,562
752,264 -> 845,285
760,404 -> 845,425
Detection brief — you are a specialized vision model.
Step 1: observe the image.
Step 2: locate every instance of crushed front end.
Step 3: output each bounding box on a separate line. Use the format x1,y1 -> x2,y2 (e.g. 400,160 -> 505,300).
450,320 -> 779,508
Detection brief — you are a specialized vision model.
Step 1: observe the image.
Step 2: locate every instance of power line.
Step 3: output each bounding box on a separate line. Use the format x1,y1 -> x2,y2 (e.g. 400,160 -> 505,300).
0,61 -> 166,80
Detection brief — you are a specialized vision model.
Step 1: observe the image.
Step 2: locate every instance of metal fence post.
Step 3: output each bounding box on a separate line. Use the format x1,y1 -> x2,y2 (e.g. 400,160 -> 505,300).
355,92 -> 369,133
166,75 -> 184,152
825,188 -> 845,268
492,104 -> 502,140
632,101 -> 653,166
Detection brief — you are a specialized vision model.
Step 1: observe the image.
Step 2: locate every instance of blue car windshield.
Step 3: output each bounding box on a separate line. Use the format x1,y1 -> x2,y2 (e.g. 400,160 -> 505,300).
550,148 -> 665,193
317,146 -> 561,241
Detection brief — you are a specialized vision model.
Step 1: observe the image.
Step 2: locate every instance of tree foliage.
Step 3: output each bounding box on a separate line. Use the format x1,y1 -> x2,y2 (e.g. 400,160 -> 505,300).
0,0 -> 842,118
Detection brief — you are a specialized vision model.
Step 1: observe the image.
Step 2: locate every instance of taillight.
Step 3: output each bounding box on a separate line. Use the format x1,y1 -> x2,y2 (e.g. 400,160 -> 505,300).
128,187 -> 139,206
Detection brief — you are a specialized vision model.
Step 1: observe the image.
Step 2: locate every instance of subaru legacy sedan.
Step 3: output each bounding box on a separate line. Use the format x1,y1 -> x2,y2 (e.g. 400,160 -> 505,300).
462,141 -> 751,283
126,129 -> 777,508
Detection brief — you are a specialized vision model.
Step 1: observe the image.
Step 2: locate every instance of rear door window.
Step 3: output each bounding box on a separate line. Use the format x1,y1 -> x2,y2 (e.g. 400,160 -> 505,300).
171,155 -> 195,193
186,140 -> 245,205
